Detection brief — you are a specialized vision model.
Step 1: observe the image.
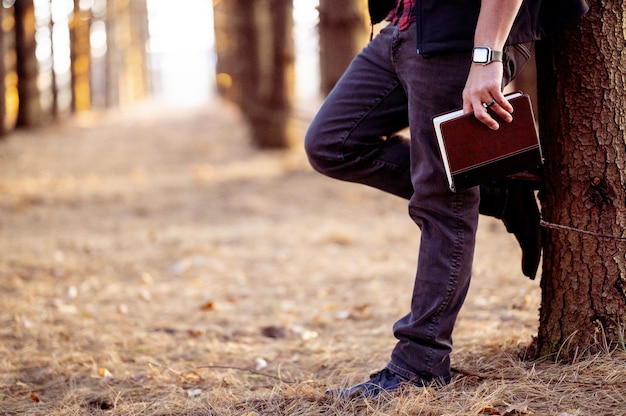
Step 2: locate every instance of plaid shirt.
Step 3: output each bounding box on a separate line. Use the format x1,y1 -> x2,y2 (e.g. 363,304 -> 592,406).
388,0 -> 416,30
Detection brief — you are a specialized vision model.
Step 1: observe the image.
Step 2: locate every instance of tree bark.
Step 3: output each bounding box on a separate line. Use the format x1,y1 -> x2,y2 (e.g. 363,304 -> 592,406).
14,0 -> 42,127
318,0 -> 369,95
535,1 -> 626,360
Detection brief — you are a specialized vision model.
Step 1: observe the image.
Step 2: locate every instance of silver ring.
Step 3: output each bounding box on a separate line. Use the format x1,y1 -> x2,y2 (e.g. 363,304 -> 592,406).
483,98 -> 496,108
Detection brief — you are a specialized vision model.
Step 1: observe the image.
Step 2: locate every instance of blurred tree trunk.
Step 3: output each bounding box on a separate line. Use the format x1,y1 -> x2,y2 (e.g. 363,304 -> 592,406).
105,0 -> 122,106
535,1 -> 626,360
214,0 -> 295,148
127,0 -> 150,102
318,0 -> 369,95
14,0 -> 42,127
213,0 -> 240,101
47,3 -> 59,119
70,0 -> 92,111
243,0 -> 295,148
1,4 -> 19,134
105,0 -> 149,107
0,6 -> 6,136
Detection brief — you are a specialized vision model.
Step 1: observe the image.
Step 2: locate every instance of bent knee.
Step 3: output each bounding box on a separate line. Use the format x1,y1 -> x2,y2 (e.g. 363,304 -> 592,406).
304,126 -> 344,176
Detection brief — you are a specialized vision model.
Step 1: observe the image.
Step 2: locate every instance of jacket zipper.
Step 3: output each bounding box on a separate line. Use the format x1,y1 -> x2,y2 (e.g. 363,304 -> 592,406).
414,0 -> 422,54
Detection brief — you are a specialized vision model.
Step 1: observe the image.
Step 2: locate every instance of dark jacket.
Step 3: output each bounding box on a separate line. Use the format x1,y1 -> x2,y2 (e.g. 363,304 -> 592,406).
368,0 -> 589,54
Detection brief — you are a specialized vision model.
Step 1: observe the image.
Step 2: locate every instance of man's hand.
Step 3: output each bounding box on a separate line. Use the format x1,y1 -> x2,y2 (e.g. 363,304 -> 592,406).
465,0 -> 524,130
462,62 -> 513,130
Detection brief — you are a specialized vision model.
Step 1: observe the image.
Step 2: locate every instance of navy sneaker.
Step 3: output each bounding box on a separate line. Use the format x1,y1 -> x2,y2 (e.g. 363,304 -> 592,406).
326,368 -> 450,399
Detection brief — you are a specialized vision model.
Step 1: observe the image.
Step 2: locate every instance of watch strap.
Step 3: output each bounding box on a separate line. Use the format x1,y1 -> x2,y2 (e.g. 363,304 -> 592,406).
490,50 -> 504,63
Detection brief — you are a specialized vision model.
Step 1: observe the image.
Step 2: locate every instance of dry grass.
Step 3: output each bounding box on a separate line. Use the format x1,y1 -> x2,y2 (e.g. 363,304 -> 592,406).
1,100 -> 625,416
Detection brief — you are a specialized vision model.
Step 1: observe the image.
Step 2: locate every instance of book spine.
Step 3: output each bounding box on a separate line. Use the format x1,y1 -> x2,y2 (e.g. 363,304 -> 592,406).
452,147 -> 542,191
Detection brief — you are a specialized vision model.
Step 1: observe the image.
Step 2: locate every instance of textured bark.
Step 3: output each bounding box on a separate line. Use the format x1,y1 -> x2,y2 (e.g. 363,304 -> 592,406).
318,0 -> 369,95
535,1 -> 626,359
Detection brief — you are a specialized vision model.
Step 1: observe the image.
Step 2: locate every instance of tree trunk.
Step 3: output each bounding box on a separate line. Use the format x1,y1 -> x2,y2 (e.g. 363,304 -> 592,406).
535,1 -> 626,360
14,0 -> 42,127
214,0 -> 295,148
247,0 -> 295,148
318,0 -> 369,95
0,5 -> 7,136
1,4 -> 19,134
213,0 -> 241,101
105,0 -> 149,107
70,0 -> 92,112
128,0 -> 150,102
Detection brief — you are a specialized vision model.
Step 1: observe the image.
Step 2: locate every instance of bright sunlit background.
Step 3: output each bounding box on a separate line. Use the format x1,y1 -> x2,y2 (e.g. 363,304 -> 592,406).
146,0 -> 215,105
146,0 -> 320,105
30,0 -> 320,108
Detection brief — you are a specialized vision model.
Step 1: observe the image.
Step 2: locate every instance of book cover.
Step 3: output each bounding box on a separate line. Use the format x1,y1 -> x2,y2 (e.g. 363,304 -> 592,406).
432,92 -> 543,192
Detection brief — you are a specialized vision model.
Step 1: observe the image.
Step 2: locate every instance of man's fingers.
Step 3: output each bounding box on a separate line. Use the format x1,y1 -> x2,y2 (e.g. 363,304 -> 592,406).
474,105 -> 500,130
474,95 -> 514,130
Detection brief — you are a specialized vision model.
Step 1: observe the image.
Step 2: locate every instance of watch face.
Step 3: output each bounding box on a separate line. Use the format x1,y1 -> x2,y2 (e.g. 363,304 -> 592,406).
473,47 -> 489,63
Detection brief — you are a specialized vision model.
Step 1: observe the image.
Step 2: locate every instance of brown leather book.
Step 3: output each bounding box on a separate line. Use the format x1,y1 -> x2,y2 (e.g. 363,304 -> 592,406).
432,92 -> 543,192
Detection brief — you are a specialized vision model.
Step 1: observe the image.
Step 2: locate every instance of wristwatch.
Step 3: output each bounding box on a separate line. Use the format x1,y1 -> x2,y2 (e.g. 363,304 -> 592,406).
472,46 -> 504,65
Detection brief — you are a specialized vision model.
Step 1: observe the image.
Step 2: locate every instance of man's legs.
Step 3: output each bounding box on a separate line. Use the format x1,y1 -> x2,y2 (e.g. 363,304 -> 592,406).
305,25 -> 540,395
306,23 -> 475,393
383,24 -> 478,382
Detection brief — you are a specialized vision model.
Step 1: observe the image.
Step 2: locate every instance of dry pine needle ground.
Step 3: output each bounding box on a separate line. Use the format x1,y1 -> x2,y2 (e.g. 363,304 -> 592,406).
1,101 -> 625,416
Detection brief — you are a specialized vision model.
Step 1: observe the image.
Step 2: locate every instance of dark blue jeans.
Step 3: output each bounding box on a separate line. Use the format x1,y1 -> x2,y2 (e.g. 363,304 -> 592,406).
305,23 -> 529,381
